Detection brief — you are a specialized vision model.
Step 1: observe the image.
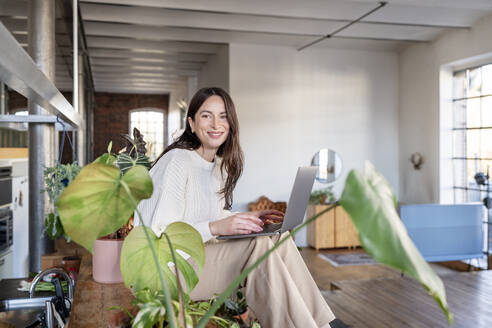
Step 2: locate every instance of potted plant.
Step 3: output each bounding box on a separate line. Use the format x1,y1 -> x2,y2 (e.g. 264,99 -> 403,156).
43,162 -> 81,241
309,186 -> 336,205
91,129 -> 151,284
57,144 -> 454,328
42,161 -> 82,275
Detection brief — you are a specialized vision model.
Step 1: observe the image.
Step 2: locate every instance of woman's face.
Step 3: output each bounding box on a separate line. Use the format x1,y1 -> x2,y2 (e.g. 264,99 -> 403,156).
188,95 -> 230,153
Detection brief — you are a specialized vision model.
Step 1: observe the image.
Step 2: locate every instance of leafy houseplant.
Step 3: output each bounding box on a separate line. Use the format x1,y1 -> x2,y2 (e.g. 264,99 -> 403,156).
42,162 -> 81,241
58,150 -> 453,327
309,186 -> 336,205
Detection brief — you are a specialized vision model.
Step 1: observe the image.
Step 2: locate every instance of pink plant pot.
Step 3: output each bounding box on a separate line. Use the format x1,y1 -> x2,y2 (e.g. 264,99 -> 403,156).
92,239 -> 124,284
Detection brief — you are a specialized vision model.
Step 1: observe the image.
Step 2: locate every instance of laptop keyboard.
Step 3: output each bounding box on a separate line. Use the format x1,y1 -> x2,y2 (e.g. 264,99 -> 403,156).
261,222 -> 283,233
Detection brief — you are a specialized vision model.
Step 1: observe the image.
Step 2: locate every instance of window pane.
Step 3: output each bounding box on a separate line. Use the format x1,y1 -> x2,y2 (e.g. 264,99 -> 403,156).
483,96 -> 492,127
452,129 -> 466,158
482,64 -> 492,95
129,110 -> 165,161
466,129 -> 480,159
453,100 -> 466,128
453,70 -> 466,99
467,67 -> 482,97
466,98 -> 481,128
481,129 -> 492,160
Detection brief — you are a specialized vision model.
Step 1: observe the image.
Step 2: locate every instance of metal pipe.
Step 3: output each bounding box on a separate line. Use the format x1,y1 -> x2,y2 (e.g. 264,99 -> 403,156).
0,82 -> 6,115
298,1 -> 388,51
73,0 -> 78,113
28,0 -> 56,272
77,53 -> 86,165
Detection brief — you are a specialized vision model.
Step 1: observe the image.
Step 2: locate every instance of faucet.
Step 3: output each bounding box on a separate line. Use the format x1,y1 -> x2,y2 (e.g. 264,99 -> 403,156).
29,268 -> 75,301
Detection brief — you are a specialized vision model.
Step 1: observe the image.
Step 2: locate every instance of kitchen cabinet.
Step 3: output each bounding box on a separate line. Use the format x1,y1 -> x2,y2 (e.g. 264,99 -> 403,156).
12,161 -> 29,278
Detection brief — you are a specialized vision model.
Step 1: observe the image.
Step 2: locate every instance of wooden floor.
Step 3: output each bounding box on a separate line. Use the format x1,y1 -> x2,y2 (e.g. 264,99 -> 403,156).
301,247 -> 492,328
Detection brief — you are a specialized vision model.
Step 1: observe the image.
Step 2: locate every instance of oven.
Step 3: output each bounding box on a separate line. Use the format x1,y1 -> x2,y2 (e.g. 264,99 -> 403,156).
0,207 -> 13,252
0,166 -> 13,253
0,166 -> 12,207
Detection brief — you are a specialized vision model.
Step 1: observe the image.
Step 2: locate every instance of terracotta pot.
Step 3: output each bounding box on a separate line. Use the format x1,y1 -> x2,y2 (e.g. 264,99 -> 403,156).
92,239 -> 124,284
233,309 -> 249,324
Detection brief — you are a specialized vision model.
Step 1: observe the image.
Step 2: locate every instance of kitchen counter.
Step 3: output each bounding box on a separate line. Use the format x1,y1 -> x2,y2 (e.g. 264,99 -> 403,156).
68,255 -> 134,327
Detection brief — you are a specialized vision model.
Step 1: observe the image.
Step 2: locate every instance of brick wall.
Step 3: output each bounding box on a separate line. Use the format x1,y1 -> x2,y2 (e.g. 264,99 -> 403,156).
8,90 -> 27,112
93,93 -> 169,158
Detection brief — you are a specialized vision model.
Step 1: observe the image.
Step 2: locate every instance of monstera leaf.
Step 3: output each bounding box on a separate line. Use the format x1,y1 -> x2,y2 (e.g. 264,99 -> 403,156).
340,161 -> 452,324
120,222 -> 205,300
57,163 -> 153,252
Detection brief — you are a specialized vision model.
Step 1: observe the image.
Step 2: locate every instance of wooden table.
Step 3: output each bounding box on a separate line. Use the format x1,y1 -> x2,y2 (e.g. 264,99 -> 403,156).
68,255 -> 134,327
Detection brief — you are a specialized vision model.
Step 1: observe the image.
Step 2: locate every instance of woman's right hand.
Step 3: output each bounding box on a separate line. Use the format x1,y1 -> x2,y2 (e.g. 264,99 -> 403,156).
209,213 -> 264,236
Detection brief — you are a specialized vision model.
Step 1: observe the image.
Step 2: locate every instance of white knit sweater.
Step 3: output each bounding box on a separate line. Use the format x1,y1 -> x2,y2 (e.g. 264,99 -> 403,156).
136,148 -> 232,243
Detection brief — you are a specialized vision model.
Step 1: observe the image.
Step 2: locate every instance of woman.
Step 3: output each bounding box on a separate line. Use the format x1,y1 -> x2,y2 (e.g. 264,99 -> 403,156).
138,87 -> 337,328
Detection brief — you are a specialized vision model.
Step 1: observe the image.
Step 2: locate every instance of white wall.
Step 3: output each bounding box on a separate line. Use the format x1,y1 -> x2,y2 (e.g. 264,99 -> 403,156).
229,43 -> 399,246
198,45 -> 229,91
168,79 -> 188,145
399,13 -> 492,204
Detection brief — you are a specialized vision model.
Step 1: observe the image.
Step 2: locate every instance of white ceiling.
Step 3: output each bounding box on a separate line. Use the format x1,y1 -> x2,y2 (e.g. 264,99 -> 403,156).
1,0 -> 492,94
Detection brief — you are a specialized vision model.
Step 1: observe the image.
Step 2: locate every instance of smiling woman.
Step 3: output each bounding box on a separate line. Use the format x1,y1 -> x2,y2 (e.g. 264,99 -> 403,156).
137,87 -> 339,328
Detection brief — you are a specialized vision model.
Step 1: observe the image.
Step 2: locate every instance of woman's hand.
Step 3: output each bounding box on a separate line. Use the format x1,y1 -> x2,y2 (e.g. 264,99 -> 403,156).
250,209 -> 285,223
209,213 -> 265,236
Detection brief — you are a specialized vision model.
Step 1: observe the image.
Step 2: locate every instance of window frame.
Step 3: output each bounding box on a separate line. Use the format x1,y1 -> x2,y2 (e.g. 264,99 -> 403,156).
128,107 -> 166,161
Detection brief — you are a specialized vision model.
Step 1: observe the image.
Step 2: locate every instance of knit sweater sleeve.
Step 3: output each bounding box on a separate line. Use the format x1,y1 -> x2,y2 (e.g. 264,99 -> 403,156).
149,153 -> 214,243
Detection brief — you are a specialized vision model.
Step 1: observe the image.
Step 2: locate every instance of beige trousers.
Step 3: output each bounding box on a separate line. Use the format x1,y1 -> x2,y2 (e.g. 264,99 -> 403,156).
188,232 -> 336,328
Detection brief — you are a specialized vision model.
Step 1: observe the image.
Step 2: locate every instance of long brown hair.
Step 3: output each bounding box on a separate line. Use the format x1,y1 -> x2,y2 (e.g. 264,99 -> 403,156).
154,87 -> 243,209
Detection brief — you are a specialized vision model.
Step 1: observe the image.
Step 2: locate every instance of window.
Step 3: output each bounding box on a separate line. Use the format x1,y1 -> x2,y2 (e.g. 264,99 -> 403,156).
452,64 -> 492,203
129,109 -> 165,161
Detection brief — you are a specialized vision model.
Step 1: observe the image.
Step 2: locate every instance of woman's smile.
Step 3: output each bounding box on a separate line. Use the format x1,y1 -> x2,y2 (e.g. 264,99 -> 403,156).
207,131 -> 225,139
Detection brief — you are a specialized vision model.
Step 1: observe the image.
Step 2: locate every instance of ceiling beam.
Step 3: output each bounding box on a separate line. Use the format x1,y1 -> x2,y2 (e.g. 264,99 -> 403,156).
81,3 -> 340,36
80,0 -> 482,28
84,20 -> 440,44
94,81 -> 175,88
81,2 -> 457,40
87,36 -> 221,54
0,0 -> 27,17
90,57 -> 203,70
88,48 -> 209,62
94,77 -> 180,84
92,72 -> 184,79
90,66 -> 198,76
93,85 -> 173,94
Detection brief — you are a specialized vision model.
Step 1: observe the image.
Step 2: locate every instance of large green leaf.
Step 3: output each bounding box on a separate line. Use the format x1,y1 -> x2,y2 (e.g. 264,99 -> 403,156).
57,163 -> 153,253
339,161 -> 452,324
120,223 -> 205,300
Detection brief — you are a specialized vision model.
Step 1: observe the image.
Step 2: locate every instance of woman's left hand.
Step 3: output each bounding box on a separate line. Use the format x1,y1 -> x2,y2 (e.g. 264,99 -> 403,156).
249,209 -> 284,222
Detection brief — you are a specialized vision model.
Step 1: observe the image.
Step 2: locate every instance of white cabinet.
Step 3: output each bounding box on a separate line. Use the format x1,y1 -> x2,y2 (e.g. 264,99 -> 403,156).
12,175 -> 29,278
0,249 -> 13,279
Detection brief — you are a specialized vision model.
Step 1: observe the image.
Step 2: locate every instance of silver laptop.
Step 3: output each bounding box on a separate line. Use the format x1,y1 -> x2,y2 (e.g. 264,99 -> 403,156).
217,166 -> 317,240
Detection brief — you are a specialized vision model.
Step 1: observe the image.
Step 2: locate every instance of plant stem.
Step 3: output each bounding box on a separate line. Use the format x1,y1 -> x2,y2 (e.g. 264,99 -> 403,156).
163,232 -> 187,328
121,181 -> 177,328
196,203 -> 337,328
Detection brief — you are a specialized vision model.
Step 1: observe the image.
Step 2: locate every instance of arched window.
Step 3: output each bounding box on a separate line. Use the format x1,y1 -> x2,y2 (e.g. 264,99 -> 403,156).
129,108 -> 165,161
